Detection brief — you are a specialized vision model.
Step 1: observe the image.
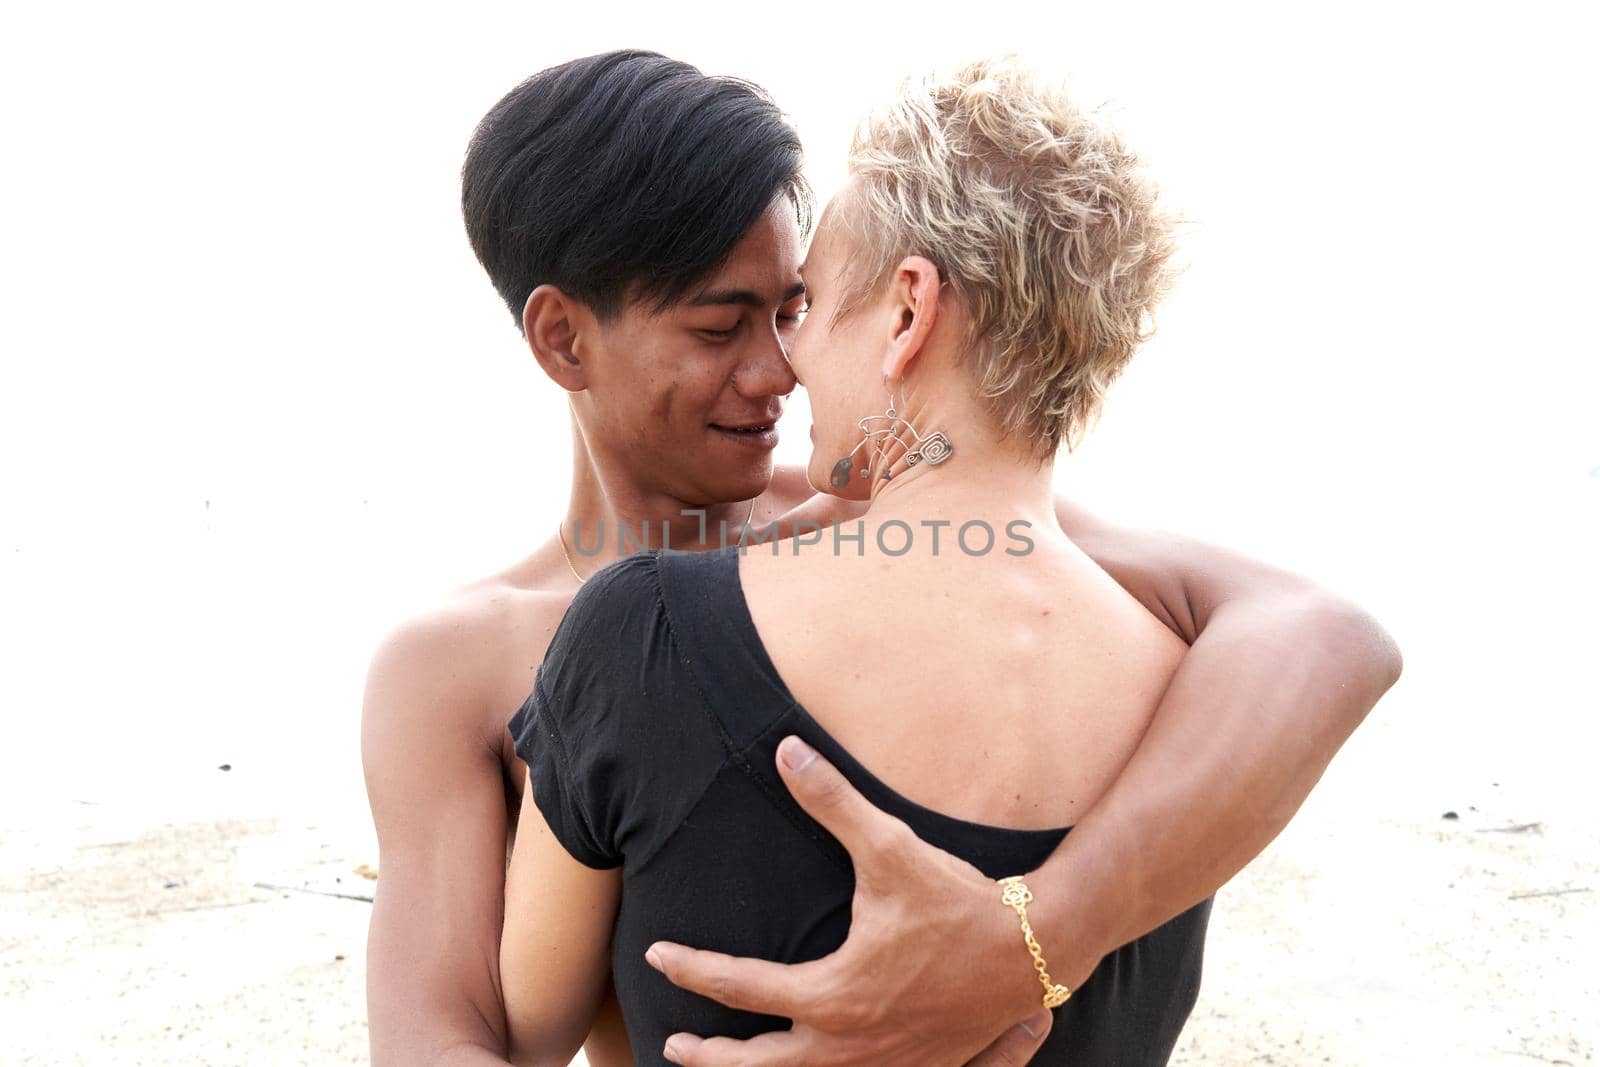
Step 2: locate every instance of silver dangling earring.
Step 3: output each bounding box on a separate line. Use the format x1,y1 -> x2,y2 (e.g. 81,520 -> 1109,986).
829,381 -> 953,488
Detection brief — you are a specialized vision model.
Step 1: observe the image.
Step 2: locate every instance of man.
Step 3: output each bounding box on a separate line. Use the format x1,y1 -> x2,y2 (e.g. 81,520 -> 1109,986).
362,50 -> 1401,1066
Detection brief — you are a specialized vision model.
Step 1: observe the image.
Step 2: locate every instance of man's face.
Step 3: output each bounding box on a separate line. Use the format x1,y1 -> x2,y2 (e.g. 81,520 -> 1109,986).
575,197 -> 807,508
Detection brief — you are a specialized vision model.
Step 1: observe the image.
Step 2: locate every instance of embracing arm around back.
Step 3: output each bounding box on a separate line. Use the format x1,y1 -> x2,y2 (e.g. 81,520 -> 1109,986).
1041,499 -> 1404,977
759,487 -> 1401,962
641,498 -> 1402,1066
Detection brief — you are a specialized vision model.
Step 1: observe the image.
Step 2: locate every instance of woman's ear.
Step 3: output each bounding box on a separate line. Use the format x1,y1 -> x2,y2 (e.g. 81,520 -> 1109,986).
880,255 -> 943,383
522,284 -> 590,392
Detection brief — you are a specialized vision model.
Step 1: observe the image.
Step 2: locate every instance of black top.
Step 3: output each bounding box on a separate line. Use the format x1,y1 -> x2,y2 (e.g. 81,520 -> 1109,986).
509,547 -> 1211,1066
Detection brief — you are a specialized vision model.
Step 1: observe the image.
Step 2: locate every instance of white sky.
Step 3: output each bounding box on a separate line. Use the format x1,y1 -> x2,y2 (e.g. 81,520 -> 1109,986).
1,1 -> 1596,816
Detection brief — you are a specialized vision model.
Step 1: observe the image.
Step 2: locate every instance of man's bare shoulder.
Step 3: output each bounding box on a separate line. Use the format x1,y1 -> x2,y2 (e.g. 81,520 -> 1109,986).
362,542 -> 578,758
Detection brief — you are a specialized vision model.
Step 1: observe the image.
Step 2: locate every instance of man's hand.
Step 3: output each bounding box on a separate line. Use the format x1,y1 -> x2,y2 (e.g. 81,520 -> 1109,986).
645,736 -> 1056,1067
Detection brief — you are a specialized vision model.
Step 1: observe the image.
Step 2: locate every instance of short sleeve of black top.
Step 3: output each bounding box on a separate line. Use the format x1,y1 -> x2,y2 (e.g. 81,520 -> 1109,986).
507,551 -> 732,873
509,547 -> 1211,1067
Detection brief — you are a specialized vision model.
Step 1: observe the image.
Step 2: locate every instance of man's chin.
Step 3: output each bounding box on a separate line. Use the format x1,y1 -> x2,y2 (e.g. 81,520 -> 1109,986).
678,461 -> 775,513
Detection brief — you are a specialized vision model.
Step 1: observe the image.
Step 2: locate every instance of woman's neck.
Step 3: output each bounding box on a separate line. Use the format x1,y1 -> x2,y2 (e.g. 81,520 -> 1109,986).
861,433 -> 1060,538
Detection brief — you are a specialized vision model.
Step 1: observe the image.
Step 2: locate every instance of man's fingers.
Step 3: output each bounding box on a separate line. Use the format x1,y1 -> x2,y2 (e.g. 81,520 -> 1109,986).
662,1027 -> 807,1067
964,1010 -> 1054,1066
647,940 -> 823,1019
775,735 -> 912,863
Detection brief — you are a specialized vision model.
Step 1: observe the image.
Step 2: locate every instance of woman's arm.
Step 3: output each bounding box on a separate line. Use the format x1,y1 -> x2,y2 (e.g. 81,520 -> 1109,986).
500,774 -> 624,1067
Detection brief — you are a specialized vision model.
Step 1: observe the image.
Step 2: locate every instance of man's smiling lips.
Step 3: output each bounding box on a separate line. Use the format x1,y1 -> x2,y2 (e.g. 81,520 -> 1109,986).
708,415 -> 780,450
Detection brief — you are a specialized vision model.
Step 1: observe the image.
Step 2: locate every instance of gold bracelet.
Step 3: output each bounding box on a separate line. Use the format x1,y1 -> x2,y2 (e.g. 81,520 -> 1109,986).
997,875 -> 1073,1009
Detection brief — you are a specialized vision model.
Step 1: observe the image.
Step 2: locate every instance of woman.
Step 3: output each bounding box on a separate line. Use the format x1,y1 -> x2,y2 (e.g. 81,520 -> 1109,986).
501,58 -> 1208,1066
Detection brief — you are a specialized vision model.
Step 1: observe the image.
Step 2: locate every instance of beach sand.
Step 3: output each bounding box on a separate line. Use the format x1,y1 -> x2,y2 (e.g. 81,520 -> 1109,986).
5,714 -> 1595,1066
1,807 -> 372,1065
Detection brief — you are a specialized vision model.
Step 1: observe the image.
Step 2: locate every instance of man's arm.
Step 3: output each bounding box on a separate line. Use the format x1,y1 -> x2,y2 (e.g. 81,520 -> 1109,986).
361,612 -> 517,1067
643,508 -> 1402,1066
1036,499 -> 1405,976
500,775 -> 623,1066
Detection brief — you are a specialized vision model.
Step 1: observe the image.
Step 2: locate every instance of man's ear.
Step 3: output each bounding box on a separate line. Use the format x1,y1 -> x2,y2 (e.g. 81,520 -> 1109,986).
880,255 -> 942,383
523,284 -> 591,392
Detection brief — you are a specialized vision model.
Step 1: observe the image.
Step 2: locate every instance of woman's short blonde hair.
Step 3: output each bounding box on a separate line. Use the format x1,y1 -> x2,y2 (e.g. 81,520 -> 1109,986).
835,57 -> 1180,455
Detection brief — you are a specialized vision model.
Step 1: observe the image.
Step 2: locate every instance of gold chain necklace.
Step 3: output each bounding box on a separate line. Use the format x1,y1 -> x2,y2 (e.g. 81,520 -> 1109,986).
557,497 -> 758,586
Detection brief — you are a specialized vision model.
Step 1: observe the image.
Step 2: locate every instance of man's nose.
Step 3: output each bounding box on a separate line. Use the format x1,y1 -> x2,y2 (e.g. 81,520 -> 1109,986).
736,329 -> 798,398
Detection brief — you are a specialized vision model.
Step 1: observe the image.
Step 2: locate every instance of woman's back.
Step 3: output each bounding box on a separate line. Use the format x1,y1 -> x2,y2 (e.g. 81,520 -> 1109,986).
742,507 -> 1189,833
509,545 -> 1210,1066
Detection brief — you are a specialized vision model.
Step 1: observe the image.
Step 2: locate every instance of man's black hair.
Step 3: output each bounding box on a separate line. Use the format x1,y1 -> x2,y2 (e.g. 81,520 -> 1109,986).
462,50 -> 812,330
